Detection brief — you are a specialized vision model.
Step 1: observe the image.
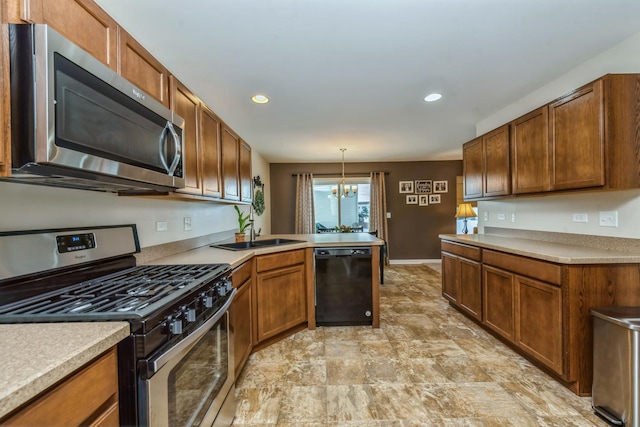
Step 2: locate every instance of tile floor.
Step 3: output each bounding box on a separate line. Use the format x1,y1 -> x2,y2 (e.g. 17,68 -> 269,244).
232,264 -> 606,426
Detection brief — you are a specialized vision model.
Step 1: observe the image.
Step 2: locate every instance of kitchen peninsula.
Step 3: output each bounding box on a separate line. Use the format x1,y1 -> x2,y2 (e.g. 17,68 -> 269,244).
440,229 -> 640,396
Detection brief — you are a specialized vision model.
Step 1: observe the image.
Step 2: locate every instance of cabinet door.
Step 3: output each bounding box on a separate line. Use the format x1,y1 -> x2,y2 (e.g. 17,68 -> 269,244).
441,252 -> 460,303
511,107 -> 550,194
549,79 -> 604,190
515,276 -> 563,375
462,137 -> 483,200
171,77 -> 201,195
239,140 -> 252,203
230,276 -> 252,379
200,105 -> 222,198
459,258 -> 482,321
256,264 -> 306,343
483,125 -> 511,197
483,265 -> 515,342
118,29 -> 169,107
221,125 -> 240,201
21,0 -> 117,69
0,20 -> 9,177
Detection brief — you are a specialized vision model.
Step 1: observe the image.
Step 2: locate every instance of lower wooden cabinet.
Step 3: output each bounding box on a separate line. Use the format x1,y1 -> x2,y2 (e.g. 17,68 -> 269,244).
230,260 -> 253,380
255,249 -> 307,344
441,241 -> 482,321
483,265 -> 516,342
2,347 -> 119,426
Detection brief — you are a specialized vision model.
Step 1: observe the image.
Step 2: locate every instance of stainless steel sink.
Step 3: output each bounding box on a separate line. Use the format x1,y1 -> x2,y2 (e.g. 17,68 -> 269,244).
211,238 -> 305,251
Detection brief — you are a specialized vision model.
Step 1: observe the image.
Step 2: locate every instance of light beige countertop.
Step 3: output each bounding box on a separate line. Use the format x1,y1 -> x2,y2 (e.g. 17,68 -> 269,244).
146,233 -> 383,268
0,322 -> 130,419
439,233 -> 640,264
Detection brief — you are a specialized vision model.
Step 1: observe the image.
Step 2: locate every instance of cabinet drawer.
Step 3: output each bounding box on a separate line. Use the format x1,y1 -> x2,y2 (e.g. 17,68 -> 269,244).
256,249 -> 305,273
4,347 -> 118,426
232,260 -> 252,288
441,241 -> 481,262
483,250 -> 562,285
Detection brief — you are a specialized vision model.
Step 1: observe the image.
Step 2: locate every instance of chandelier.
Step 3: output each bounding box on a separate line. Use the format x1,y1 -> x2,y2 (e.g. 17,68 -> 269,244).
332,148 -> 357,198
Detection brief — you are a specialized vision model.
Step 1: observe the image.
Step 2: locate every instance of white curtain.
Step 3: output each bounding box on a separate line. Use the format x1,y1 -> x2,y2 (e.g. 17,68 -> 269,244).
294,173 -> 315,234
370,171 -> 389,264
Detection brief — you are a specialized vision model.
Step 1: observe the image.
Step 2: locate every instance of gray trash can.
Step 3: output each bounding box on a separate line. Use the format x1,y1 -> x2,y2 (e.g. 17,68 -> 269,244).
591,306 -> 640,426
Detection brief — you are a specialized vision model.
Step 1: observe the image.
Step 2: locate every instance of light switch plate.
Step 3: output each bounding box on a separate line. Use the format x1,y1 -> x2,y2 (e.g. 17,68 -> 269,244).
497,213 -> 506,221
572,213 -> 588,223
156,221 -> 168,232
483,212 -> 489,221
386,212 -> 391,218
184,217 -> 192,231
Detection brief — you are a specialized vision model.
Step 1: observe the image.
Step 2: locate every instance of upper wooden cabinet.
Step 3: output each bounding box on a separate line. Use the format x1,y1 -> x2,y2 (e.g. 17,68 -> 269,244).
8,0 -> 118,69
200,105 -> 223,198
118,29 -> 170,107
463,125 -> 510,200
239,140 -> 252,203
549,79 -> 604,191
221,125 -> 241,201
511,107 -> 550,194
171,77 -> 202,196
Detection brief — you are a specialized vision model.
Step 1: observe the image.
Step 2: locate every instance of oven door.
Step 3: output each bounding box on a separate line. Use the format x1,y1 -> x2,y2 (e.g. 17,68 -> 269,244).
143,293 -> 236,427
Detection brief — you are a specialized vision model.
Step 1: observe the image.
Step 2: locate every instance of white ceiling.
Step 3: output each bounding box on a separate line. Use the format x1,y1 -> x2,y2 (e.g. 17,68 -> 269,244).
95,0 -> 640,163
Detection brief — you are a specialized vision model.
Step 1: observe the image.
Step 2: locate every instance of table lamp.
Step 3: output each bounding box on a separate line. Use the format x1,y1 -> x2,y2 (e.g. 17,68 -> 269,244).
455,203 -> 477,234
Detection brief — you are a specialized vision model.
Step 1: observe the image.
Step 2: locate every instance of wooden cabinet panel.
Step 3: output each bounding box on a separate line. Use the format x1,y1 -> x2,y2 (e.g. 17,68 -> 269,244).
0,19 -> 10,176
170,77 -> 201,195
483,125 -> 511,197
239,140 -> 252,203
231,261 -> 253,379
459,258 -> 482,321
441,241 -> 481,261
221,125 -> 240,201
19,0 -> 117,69
200,105 -> 222,198
483,265 -> 515,342
256,249 -> 305,273
483,250 -> 562,286
118,29 -> 169,107
441,252 -> 459,303
3,347 -> 118,426
511,107 -> 550,194
462,137 -> 483,200
549,80 -> 604,190
515,276 -> 563,375
256,264 -> 306,342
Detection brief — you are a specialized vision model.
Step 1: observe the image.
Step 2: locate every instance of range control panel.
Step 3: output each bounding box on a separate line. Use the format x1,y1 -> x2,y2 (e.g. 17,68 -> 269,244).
56,233 -> 96,253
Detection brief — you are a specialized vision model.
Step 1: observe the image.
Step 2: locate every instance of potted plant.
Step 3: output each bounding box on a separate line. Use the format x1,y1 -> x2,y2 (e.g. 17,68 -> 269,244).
234,205 -> 251,242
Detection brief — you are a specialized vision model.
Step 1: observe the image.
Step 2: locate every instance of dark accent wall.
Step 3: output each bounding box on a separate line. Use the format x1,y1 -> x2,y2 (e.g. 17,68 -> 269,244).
270,160 -> 462,260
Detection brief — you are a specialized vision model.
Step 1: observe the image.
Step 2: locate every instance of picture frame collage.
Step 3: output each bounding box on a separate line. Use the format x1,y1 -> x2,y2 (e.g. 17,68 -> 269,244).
399,179 -> 448,206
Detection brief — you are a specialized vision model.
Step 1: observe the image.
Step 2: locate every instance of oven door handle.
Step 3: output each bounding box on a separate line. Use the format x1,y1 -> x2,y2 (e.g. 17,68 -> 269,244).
148,289 -> 236,374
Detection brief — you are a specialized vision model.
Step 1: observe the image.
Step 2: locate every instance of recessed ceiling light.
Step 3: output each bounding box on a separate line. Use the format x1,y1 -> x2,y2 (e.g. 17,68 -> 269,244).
251,94 -> 269,104
424,93 -> 442,102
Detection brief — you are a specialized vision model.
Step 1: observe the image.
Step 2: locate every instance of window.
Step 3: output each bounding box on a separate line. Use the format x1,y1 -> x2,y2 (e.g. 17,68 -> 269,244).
313,177 -> 370,232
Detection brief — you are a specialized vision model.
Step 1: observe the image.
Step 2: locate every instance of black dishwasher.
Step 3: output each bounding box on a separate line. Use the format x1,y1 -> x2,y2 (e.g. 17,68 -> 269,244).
314,247 -> 373,326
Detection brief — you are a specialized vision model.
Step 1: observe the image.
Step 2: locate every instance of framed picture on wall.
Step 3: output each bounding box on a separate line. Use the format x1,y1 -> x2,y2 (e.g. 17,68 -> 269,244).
434,180 -> 448,193
429,194 -> 441,204
399,181 -> 414,193
418,195 -> 429,206
415,180 -> 432,194
406,195 -> 418,204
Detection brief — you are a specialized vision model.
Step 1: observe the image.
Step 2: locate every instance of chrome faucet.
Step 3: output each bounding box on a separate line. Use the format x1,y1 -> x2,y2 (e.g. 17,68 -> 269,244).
249,206 -> 256,242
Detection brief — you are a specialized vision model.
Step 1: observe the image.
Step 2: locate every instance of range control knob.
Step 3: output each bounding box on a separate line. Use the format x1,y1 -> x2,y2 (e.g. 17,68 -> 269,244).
184,307 -> 196,322
223,278 -> 233,293
217,284 -> 227,297
201,293 -> 213,308
169,318 -> 183,335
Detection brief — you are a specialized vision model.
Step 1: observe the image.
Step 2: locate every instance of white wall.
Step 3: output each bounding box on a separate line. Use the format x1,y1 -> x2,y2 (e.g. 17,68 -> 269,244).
0,181 -> 238,247
476,31 -> 640,238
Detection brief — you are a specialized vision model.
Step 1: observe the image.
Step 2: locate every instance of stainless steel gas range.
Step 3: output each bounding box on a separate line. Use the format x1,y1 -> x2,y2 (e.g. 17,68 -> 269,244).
0,225 -> 236,427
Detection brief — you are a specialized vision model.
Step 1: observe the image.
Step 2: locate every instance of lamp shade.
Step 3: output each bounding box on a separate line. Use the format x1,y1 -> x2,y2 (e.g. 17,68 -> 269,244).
454,203 -> 477,219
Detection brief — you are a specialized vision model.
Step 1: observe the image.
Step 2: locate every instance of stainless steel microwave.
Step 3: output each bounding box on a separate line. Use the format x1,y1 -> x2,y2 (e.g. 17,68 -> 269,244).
5,24 -> 185,193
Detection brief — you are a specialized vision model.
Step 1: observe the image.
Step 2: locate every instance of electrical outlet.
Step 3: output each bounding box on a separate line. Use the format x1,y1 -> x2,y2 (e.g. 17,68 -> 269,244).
156,221 -> 168,232
510,212 -> 516,223
572,213 -> 589,223
599,211 -> 618,227
386,212 -> 391,218
483,212 -> 489,221
184,217 -> 192,231
497,213 -> 506,221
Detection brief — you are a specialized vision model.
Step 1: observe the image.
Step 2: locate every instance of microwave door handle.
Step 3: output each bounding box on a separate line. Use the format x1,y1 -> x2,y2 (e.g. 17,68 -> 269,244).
166,122 -> 181,176
158,122 -> 171,173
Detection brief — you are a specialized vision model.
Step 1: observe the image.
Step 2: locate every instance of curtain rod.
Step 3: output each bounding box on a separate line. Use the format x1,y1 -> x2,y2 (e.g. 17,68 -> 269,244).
290,172 -> 388,177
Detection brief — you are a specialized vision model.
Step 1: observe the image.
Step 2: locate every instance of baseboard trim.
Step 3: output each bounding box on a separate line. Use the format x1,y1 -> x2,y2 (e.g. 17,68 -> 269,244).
389,259 -> 441,265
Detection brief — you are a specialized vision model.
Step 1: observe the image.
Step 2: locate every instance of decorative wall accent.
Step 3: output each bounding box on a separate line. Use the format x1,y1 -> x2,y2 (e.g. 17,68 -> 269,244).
415,180 -> 432,194
399,181 -> 414,193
